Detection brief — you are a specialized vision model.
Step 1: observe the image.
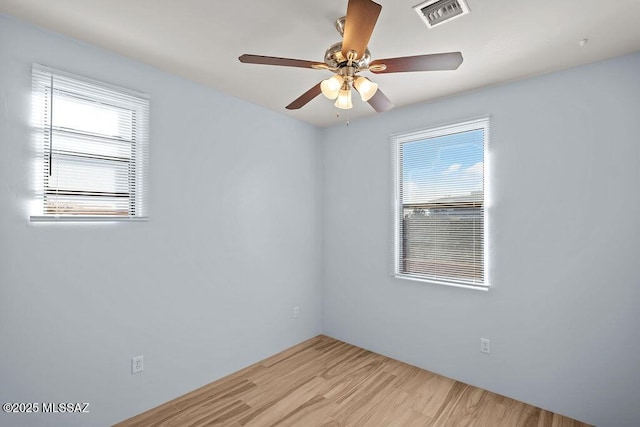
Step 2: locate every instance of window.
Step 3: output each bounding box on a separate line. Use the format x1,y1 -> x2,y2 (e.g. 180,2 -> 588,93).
31,64 -> 149,221
392,118 -> 489,290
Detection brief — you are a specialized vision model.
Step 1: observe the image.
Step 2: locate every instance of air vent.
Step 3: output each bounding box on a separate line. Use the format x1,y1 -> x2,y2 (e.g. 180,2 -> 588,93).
414,0 -> 470,29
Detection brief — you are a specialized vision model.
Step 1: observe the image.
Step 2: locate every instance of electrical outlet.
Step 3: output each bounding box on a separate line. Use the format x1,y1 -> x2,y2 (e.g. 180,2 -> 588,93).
293,306 -> 300,318
480,338 -> 490,354
132,355 -> 144,374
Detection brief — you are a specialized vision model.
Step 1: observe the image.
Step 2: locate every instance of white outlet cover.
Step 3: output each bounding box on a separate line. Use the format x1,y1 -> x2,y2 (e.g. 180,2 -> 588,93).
480,338 -> 490,354
132,355 -> 144,374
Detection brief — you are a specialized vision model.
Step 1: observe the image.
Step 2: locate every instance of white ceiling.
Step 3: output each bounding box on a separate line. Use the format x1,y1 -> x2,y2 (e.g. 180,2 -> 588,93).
1,0 -> 639,127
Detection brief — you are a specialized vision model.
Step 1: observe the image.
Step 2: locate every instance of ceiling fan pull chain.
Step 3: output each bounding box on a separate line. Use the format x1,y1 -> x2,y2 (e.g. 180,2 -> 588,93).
335,109 -> 350,126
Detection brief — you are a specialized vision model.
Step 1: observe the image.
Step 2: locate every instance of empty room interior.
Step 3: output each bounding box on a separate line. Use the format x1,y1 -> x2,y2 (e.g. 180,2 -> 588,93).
1,0 -> 639,426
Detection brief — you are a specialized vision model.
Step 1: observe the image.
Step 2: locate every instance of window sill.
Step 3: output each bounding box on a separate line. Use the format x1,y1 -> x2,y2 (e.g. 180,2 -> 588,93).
30,215 -> 148,223
394,274 -> 489,291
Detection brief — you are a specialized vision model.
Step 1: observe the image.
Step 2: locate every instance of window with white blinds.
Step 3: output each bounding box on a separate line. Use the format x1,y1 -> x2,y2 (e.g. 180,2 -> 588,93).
392,118 -> 489,290
31,64 -> 149,221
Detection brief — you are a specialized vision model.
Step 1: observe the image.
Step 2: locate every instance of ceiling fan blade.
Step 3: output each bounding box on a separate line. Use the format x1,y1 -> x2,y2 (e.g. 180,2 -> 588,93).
286,82 -> 323,110
370,52 -> 463,74
239,54 -> 325,70
367,88 -> 393,112
341,0 -> 382,60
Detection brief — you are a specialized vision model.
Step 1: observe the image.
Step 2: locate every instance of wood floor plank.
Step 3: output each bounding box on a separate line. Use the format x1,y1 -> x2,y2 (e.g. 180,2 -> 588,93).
268,395 -> 338,427
394,369 -> 458,418
168,398 -> 250,427
242,377 -> 327,426
332,371 -> 401,426
115,335 -> 592,427
320,353 -> 387,401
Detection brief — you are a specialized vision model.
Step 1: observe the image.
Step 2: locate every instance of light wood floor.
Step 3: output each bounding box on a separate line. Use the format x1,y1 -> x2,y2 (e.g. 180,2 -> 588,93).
115,335 -> 591,426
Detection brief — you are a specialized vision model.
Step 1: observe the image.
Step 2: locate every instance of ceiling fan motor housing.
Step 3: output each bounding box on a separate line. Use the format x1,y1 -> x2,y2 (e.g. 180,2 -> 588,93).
324,42 -> 371,70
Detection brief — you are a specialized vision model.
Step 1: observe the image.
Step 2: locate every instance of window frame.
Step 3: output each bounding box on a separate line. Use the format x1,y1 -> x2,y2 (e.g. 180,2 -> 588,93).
392,117 -> 490,291
30,64 -> 149,222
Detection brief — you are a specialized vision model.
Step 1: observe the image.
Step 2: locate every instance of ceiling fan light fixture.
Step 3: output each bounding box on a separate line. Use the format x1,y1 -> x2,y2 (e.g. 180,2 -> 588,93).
354,76 -> 378,101
334,86 -> 353,110
321,75 -> 344,99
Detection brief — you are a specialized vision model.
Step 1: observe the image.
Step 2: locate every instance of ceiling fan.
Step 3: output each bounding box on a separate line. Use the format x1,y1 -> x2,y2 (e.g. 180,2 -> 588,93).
239,0 -> 463,113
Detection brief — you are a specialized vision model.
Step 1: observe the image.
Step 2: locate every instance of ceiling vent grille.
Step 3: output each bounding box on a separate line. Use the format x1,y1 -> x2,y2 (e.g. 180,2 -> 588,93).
413,0 -> 470,29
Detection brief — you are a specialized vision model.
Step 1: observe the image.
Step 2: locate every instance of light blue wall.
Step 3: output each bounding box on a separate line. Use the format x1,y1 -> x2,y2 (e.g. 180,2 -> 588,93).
0,14 -> 322,426
322,52 -> 640,427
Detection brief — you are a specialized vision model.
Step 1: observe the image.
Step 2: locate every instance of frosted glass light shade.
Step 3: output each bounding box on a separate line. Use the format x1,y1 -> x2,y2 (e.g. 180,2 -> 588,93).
334,88 -> 353,109
354,76 -> 378,102
320,75 -> 343,99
